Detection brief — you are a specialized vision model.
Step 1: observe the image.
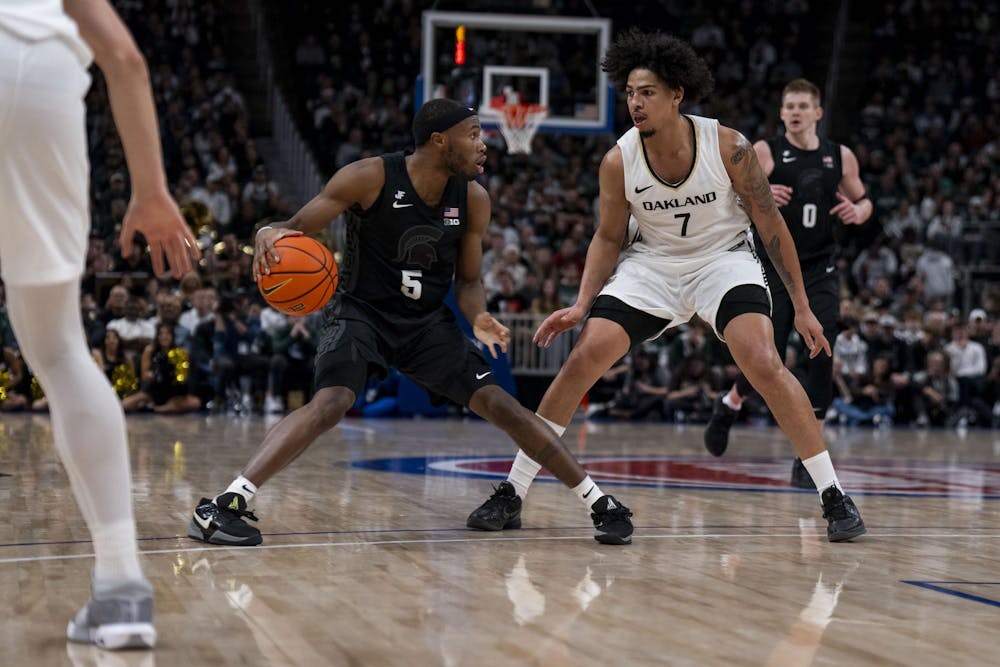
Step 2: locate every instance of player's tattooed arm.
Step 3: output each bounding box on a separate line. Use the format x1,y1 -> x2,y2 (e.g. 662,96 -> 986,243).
722,127 -> 807,308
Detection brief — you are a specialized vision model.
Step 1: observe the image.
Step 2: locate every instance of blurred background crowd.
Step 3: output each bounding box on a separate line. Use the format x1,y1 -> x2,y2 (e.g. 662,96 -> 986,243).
0,0 -> 996,429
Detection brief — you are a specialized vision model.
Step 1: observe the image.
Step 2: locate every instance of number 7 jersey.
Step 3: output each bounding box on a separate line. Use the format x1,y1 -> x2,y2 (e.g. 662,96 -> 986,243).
619,115 -> 752,266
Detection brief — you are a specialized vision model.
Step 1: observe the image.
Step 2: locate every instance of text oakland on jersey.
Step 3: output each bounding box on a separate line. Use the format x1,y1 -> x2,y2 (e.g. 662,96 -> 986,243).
640,191 -> 717,211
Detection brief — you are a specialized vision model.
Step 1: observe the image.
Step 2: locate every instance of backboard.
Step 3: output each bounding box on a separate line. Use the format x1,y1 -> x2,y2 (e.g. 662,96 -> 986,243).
417,11 -> 613,135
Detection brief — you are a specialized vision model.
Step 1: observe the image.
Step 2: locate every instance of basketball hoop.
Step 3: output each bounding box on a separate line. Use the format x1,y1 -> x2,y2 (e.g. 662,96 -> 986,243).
494,103 -> 548,155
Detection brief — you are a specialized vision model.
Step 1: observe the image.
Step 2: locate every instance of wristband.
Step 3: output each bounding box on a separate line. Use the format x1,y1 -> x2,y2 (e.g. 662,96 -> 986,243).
256,225 -> 274,236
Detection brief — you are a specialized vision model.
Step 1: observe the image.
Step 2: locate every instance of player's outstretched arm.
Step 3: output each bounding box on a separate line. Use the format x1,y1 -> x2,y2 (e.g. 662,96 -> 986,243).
253,157 -> 383,281
455,182 -> 509,359
66,0 -> 199,277
534,147 -> 629,348
722,127 -> 830,358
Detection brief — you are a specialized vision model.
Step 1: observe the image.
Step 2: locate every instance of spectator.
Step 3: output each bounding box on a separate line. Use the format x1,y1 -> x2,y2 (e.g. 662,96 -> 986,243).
911,350 -> 959,427
834,318 -> 868,380
147,294 -> 191,348
915,235 -> 956,303
608,348 -> 669,421
242,165 -> 280,220
944,322 -> 988,415
107,296 -> 155,354
122,324 -> 201,414
92,329 -> 139,401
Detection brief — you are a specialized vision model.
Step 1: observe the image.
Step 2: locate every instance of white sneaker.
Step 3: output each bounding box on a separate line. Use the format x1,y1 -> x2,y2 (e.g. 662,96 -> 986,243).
264,395 -> 284,414
67,579 -> 155,650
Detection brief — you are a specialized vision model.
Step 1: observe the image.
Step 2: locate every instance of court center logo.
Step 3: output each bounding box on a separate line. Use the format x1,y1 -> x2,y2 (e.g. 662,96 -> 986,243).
351,455 -> 1000,498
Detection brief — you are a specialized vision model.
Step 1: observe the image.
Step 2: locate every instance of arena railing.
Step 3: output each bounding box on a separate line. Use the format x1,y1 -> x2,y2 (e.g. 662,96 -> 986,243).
493,313 -> 580,376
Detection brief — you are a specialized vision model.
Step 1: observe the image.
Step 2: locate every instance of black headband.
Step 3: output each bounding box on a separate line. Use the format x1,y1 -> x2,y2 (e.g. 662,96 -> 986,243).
413,106 -> 476,145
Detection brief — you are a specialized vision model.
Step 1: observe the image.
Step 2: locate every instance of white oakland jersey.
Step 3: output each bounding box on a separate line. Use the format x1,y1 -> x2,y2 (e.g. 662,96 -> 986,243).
600,115 -> 769,340
620,115 -> 751,262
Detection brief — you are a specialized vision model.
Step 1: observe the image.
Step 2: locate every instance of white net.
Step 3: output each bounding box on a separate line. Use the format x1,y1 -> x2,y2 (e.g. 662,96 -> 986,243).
495,104 -> 548,154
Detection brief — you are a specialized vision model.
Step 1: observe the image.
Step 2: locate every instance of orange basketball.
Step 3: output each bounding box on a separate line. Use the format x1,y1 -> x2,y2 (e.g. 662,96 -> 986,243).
257,236 -> 338,314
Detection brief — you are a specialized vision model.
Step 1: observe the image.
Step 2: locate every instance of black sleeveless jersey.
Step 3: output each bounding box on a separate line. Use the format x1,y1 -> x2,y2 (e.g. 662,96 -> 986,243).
753,135 -> 843,272
335,152 -> 468,331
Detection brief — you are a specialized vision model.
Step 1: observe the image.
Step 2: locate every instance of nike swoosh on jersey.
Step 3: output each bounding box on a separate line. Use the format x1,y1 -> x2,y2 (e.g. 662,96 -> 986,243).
475,371 -> 492,380
392,201 -> 414,208
634,184 -> 655,193
782,157 -> 797,163
260,278 -> 293,295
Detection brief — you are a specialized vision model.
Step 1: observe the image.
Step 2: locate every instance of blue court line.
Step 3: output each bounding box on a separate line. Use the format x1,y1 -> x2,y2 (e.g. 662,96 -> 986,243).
901,581 -> 1000,608
2,524 -> 1000,551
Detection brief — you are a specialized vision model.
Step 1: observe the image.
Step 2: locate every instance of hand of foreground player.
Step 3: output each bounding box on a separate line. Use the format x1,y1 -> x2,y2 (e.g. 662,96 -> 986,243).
253,225 -> 303,282
473,312 -> 510,359
794,309 -> 832,359
770,184 -> 793,207
120,190 -> 200,278
534,304 -> 587,349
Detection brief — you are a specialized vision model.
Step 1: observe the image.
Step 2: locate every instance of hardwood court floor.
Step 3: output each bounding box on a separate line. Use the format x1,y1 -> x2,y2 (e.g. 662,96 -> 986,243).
1,413 -> 999,666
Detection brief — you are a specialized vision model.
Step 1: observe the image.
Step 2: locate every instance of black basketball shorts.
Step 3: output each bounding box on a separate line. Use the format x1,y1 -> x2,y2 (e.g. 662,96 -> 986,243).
313,314 -> 496,406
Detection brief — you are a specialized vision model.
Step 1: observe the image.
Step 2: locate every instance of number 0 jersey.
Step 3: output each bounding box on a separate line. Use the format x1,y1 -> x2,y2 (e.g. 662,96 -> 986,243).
618,115 -> 752,266
753,135 -> 844,272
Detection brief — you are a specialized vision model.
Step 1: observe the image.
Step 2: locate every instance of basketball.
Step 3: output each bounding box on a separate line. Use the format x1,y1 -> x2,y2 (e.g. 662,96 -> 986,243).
256,236 -> 338,314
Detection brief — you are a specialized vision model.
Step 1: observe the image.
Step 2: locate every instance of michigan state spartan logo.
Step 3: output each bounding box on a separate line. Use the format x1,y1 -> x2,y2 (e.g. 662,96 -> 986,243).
393,225 -> 444,269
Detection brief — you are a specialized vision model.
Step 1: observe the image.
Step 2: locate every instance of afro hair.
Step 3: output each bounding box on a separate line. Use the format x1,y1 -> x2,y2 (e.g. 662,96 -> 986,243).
601,28 -> 715,105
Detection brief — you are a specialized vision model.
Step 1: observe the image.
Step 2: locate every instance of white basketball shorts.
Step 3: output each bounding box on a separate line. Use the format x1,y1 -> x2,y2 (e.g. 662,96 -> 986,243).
0,28 -> 92,286
599,244 -> 771,340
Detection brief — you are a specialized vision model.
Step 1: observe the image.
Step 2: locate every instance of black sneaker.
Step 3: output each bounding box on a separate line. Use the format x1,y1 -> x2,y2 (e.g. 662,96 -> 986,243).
790,458 -> 817,489
821,486 -> 867,542
188,493 -> 262,546
704,394 -> 739,457
467,481 -> 522,531
591,495 -> 633,545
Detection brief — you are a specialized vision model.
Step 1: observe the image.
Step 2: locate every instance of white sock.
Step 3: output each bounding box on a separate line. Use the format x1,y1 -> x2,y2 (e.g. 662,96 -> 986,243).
507,450 -> 541,499
801,451 -> 842,496
6,281 -> 145,583
92,521 -> 144,582
572,475 -> 605,510
723,388 -> 743,411
506,413 -> 566,498
223,475 -> 258,506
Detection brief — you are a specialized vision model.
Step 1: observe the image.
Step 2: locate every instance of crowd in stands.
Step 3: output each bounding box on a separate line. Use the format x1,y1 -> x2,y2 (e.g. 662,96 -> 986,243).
0,1 -> 996,428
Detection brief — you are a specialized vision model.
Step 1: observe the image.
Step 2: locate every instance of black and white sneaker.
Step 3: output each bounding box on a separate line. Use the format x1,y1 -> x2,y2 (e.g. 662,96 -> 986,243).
821,486 -> 867,542
188,493 -> 262,546
467,481 -> 522,531
591,495 -> 633,545
790,457 -> 817,489
704,394 -> 739,457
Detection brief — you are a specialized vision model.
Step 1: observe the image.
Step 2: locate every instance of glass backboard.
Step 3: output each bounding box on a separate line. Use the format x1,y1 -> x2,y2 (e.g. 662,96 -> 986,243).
417,11 -> 613,135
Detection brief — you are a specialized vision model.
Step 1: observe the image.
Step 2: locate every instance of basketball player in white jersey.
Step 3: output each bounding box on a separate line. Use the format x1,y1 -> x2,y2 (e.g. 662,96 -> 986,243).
468,30 -> 866,542
0,0 -> 198,649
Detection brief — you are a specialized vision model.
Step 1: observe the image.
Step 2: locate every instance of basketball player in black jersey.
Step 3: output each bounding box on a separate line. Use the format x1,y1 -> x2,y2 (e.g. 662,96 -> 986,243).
704,79 -> 872,488
187,99 -> 633,546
